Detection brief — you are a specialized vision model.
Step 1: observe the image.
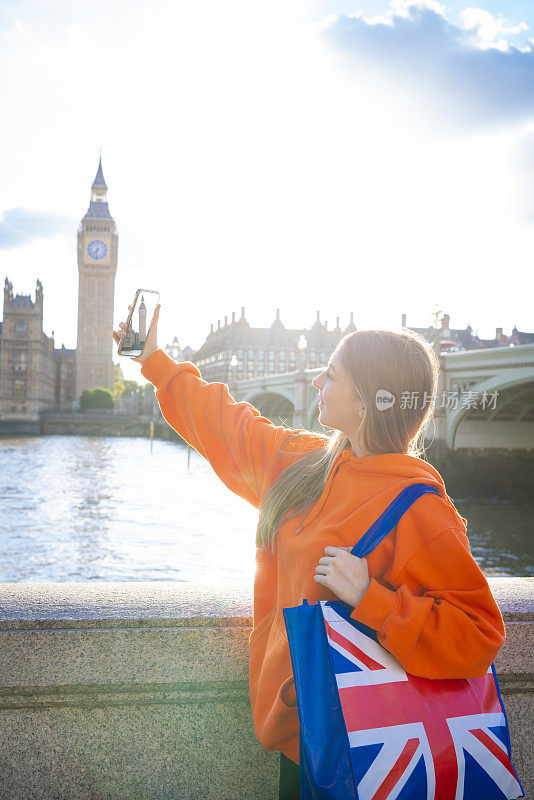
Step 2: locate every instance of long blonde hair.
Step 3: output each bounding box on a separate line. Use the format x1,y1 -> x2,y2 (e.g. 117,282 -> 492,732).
256,327 -> 440,554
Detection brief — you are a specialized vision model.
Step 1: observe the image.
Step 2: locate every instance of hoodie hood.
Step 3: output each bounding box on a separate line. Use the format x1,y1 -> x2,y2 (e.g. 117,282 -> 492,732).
298,448 -> 467,534
346,449 -> 467,528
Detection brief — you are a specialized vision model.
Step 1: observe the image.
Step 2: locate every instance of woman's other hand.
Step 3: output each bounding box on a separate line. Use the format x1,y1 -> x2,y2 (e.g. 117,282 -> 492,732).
314,545 -> 371,608
112,303 -> 161,366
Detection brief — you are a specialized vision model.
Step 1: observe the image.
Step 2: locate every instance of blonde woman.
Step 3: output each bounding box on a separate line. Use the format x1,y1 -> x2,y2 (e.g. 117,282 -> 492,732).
114,309 -> 504,800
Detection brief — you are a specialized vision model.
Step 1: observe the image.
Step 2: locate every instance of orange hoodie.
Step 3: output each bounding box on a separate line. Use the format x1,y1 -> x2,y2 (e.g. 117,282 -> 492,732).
141,350 -> 505,765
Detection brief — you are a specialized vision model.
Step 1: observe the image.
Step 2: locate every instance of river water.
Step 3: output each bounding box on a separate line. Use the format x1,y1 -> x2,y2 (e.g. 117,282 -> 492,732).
0,436 -> 532,582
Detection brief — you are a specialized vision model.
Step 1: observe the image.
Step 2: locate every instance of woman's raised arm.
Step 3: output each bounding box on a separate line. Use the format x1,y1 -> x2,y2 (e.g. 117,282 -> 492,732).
113,306 -> 323,507
142,349 -> 315,505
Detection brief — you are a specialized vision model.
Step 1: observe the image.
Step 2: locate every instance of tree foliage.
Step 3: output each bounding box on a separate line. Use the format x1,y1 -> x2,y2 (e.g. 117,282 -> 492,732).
80,387 -> 115,410
113,365 -> 125,400
122,380 -> 140,396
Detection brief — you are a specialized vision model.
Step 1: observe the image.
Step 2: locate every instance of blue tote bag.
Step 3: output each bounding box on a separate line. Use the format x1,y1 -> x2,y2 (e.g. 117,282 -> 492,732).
283,483 -> 523,800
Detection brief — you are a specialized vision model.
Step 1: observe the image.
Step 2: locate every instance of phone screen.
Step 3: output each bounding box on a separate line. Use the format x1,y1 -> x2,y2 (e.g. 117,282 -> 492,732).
118,289 -> 160,357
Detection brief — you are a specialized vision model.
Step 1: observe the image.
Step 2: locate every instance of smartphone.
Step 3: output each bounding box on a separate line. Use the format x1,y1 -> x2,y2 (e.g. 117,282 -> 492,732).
117,289 -> 160,358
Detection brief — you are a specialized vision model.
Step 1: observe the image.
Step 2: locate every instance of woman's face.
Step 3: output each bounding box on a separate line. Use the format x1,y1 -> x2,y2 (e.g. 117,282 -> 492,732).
312,348 -> 364,437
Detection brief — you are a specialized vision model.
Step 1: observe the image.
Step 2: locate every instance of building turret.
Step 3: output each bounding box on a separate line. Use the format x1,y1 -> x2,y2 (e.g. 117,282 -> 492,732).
4,277 -> 13,305
35,279 -> 43,309
237,307 -> 250,328
345,312 -> 356,333
271,308 -> 284,331
496,327 -> 507,345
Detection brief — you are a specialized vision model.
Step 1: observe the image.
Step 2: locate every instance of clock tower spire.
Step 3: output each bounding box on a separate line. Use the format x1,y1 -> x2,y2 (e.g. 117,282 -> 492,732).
91,156 -> 108,202
75,156 -> 118,401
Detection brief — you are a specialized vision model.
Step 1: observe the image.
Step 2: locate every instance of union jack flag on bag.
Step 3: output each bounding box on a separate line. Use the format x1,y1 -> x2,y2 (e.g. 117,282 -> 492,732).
283,484 -> 524,800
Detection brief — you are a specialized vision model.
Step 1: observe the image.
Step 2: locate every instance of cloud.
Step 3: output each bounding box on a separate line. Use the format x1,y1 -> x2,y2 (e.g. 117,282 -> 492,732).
0,208 -> 74,249
460,7 -> 529,51
324,1 -> 534,124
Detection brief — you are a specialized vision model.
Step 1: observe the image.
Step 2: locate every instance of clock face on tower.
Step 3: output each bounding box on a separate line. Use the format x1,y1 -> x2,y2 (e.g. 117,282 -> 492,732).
87,239 -> 108,260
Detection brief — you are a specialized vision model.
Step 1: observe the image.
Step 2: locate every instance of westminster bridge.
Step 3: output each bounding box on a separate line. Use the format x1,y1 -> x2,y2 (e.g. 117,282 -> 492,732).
230,343 -> 534,450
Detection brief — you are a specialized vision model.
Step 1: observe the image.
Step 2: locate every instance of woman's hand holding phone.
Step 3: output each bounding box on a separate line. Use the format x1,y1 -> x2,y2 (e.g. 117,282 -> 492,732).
113,303 -> 161,366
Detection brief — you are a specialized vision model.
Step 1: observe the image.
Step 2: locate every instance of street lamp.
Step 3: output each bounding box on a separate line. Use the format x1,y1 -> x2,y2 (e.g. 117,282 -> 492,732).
229,353 -> 238,388
297,334 -> 308,370
431,305 -> 443,357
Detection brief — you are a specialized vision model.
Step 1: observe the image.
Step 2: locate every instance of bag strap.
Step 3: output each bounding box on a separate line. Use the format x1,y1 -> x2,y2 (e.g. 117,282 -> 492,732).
350,483 -> 441,559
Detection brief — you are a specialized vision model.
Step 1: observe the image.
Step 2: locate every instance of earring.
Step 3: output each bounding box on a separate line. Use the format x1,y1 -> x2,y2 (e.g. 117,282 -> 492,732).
359,407 -> 365,417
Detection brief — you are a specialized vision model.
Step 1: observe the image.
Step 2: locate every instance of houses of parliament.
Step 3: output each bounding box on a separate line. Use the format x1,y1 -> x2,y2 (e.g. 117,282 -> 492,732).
1,158 -> 533,426
0,159 -> 118,422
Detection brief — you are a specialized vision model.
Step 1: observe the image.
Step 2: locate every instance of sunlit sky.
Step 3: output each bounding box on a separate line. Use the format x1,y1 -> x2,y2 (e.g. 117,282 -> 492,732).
1,0 -> 533,382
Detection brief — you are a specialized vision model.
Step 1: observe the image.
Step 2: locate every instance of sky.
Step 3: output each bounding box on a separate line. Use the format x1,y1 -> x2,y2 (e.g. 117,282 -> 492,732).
0,0 -> 533,381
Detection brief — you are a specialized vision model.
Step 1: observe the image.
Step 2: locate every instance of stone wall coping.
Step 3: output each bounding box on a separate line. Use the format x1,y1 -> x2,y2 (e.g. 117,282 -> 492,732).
0,577 -> 532,630
0,582 -> 254,629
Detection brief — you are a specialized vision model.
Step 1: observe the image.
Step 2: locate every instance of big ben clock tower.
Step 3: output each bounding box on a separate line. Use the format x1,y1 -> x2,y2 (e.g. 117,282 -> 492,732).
75,157 -> 118,399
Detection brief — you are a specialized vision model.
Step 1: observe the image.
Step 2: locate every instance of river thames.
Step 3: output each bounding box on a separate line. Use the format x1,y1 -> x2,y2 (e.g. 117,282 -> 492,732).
1,435 -> 532,582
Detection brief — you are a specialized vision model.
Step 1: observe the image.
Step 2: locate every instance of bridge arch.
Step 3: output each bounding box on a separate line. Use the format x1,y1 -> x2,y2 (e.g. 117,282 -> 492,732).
241,386 -> 294,406
242,391 -> 295,427
447,372 -> 534,449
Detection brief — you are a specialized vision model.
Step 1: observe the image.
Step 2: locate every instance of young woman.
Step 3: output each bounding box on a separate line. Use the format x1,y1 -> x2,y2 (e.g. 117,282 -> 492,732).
114,309 -> 505,800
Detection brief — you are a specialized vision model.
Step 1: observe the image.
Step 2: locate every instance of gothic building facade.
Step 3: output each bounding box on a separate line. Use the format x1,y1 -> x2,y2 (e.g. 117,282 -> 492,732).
192,308 -> 357,382
191,310 -> 534,384
0,159 -> 117,422
0,276 -> 78,421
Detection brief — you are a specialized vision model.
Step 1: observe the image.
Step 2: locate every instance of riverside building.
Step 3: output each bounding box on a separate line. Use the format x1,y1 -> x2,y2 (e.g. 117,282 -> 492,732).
189,310 -> 534,384
191,308 -> 356,382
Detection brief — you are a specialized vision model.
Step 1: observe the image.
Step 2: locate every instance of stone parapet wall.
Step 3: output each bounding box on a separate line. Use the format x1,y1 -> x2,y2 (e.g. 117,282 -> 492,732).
0,579 -> 531,799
